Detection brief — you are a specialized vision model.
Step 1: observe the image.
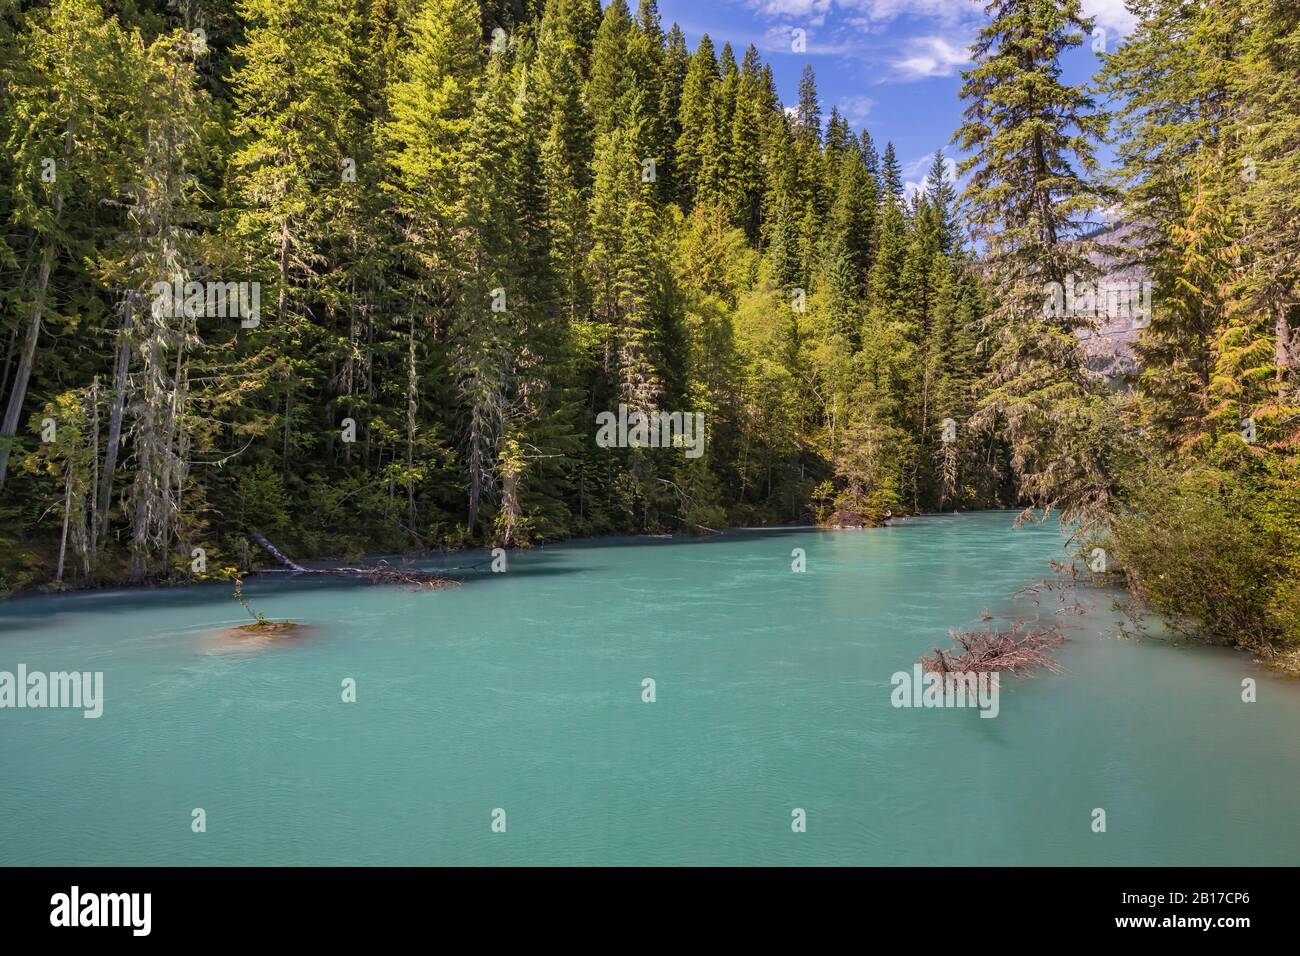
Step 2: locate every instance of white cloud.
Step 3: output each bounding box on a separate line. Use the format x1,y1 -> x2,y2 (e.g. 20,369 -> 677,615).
761,24 -> 865,55
902,150 -> 941,179
838,0 -> 979,26
891,34 -> 970,79
837,94 -> 875,126
742,0 -> 1135,39
1081,0 -> 1137,36
741,0 -> 978,29
748,0 -> 834,18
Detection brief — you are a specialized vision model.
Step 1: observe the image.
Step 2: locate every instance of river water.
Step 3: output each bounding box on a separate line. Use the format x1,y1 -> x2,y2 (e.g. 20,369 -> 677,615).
1,511 -> 1295,865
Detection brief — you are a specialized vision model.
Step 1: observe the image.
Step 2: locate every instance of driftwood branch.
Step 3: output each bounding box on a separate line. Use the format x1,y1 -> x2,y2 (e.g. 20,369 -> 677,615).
921,621 -> 1067,676
666,513 -> 723,535
1014,576 -> 1090,616
655,479 -> 723,535
248,529 -> 460,590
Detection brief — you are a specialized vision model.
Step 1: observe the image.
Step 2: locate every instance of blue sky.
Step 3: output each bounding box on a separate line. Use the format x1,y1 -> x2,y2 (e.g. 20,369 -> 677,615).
653,0 -> 1137,195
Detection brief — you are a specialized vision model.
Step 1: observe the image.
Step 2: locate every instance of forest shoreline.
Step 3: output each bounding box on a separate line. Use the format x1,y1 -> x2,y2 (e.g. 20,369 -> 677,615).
6,509 -> 1297,679
1,514 -> 876,601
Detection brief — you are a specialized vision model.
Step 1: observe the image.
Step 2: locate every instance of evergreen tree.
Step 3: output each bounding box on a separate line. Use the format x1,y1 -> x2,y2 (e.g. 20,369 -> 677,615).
657,23 -> 689,202
879,141 -> 903,201
383,0 -> 482,533
955,0 -> 1113,523
728,44 -> 766,240
794,63 -> 820,142
674,32 -> 717,207
534,0 -> 597,326
923,149 -> 958,255
586,0 -> 633,140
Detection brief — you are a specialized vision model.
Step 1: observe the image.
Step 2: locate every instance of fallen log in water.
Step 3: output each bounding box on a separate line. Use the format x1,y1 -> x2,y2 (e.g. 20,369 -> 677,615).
248,529 -> 462,590
922,621 -> 1067,676
249,529 -> 307,572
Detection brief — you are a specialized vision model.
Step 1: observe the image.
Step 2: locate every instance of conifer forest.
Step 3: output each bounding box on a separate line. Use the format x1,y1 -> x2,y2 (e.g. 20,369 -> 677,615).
0,0 -> 1297,659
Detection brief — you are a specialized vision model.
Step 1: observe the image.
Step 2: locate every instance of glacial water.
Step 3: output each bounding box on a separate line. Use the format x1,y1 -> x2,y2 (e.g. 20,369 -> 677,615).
1,511 -> 1296,866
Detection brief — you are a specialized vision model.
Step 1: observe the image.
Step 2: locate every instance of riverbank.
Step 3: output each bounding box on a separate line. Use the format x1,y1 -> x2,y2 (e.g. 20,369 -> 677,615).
1,518 -> 840,600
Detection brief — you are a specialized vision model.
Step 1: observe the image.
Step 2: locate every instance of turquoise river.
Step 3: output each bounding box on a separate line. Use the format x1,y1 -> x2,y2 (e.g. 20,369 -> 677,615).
1,511 -> 1296,865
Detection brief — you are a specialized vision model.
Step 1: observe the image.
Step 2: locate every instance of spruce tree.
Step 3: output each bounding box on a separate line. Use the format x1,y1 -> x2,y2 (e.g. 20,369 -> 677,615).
954,0 -> 1114,522
674,33 -> 717,207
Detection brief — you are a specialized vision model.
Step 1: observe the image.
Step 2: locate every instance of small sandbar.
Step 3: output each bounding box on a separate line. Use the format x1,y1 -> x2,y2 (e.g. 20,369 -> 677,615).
201,621 -> 315,654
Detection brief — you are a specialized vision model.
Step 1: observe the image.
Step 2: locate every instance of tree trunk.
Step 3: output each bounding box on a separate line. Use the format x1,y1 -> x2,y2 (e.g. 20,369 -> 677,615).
0,250 -> 49,487
407,320 -> 417,537
250,528 -> 307,572
278,217 -> 290,325
0,326 -> 16,404
159,311 -> 190,563
56,461 -> 73,584
97,299 -> 134,544
344,297 -> 356,465
88,376 -> 99,569
282,387 -> 292,469
0,121 -> 74,490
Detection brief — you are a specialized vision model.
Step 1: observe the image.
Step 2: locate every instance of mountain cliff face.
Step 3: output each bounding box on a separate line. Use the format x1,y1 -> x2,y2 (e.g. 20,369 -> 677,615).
1076,219 -> 1151,382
